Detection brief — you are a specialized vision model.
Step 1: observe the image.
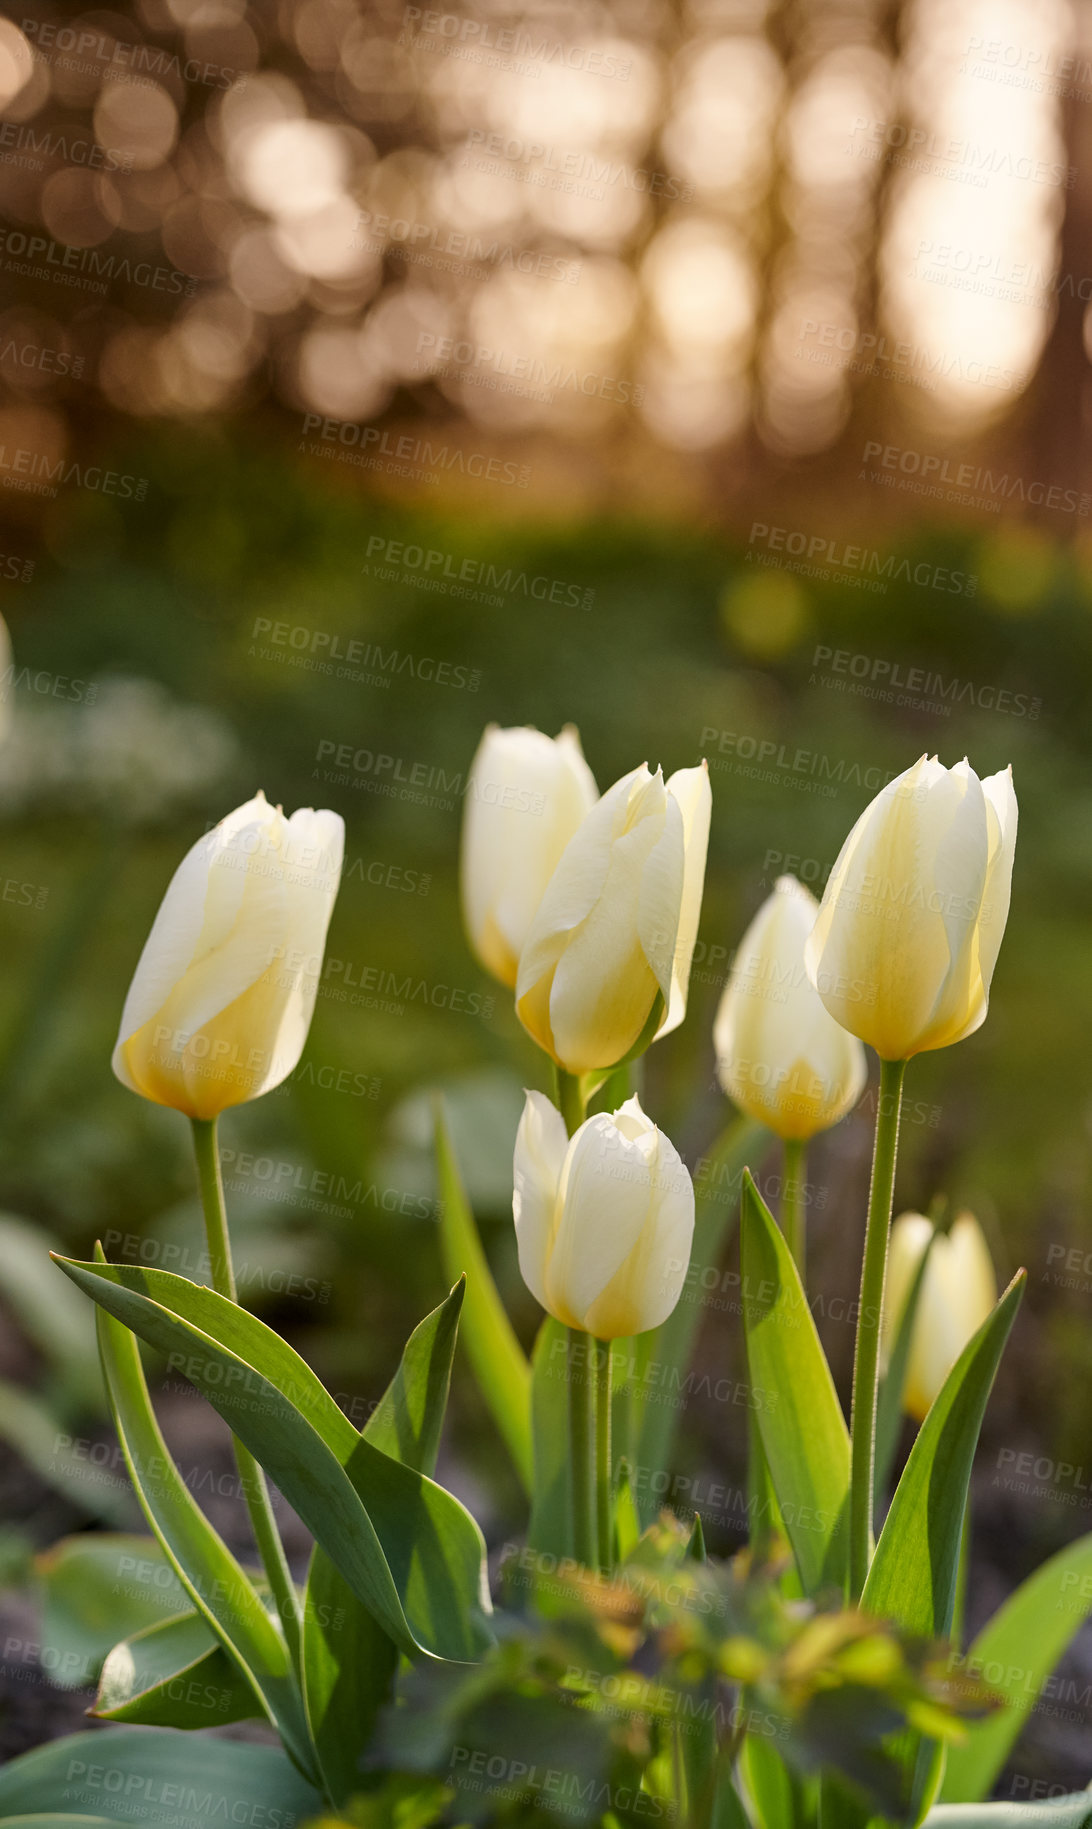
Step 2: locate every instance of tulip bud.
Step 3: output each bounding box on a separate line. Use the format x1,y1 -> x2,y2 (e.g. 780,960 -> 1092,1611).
516,761 -> 711,1074
113,792 -> 344,1120
714,876 -> 866,1139
513,1092 -> 694,1338
882,1210 -> 996,1421
461,723 -> 598,988
805,755 -> 1017,1061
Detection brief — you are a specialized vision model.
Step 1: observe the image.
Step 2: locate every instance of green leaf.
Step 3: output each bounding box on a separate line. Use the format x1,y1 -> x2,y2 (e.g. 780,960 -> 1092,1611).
55,1253 -> 492,1666
302,1283 -> 465,1806
365,1276 -> 465,1475
924,1796 -> 1092,1827
874,1226 -> 939,1509
527,1315 -> 572,1560
863,1274 -> 1026,1636
36,1534 -> 188,1689
740,1170 -> 851,1595
740,1731 -> 797,1828
91,1269 -> 312,1772
93,1610 -> 261,1729
434,1099 -> 532,1493
940,1533 -> 1092,1803
861,1273 -> 1025,1824
633,1117 -> 769,1513
0,1728 -> 321,1828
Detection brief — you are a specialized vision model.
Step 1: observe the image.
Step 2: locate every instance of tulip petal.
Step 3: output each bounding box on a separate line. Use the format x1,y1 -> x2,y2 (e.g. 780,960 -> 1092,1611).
717,876 -> 866,1138
516,765 -> 649,1058
546,1112 -> 657,1329
807,756 -> 990,1060
911,761 -> 990,1052
944,767 -> 1018,1048
113,795 -> 270,1066
657,763 -> 712,1037
513,1091 -> 570,1314
461,725 -> 598,988
584,1126 -> 694,1337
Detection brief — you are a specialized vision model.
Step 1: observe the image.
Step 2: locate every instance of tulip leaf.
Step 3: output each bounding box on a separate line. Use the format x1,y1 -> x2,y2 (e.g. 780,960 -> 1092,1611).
860,1272 -> 1025,1823
93,1610 -> 261,1728
55,1252 -> 492,1668
632,1116 -> 769,1519
940,1532 -> 1092,1803
863,1272 -> 1025,1635
434,1098 -> 533,1494
302,1281 -> 465,1805
365,1275 -> 465,1474
527,1315 -> 572,1560
0,1727 -> 322,1826
36,1534 -> 190,1689
873,1225 -> 940,1510
89,1270 -> 313,1771
740,1169 -> 851,1595
923,1797 -> 1092,1827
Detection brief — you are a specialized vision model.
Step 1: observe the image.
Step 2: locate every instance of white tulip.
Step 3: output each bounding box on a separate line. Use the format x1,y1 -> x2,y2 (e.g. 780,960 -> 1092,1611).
883,1211 -> 997,1421
113,791 -> 344,1119
513,1092 -> 694,1338
714,876 -> 867,1139
805,755 -> 1017,1060
516,762 -> 711,1074
460,724 -> 598,989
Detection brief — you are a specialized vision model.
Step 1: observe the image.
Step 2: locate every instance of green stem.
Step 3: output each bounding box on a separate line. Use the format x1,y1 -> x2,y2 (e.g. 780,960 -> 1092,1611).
567,1327 -> 596,1566
555,1066 -> 587,1137
849,1057 -> 907,1599
595,1339 -> 612,1573
781,1137 -> 807,1284
191,1117 -> 304,1676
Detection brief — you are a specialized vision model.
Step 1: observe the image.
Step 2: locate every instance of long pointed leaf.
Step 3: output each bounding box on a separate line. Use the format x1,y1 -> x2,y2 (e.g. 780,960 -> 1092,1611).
861,1273 -> 1025,1824
56,1254 -> 492,1666
940,1532 -> 1092,1803
435,1100 -> 532,1493
863,1273 -> 1025,1635
740,1170 -> 851,1595
302,1281 -> 465,1805
91,1278 -> 312,1771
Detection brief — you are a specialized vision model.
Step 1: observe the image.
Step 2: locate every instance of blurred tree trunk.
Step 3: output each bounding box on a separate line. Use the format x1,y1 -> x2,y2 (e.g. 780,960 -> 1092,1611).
1026,88 -> 1092,505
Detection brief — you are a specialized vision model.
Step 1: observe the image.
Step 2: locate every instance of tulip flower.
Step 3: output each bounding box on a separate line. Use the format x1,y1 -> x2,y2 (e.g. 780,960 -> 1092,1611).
513,1091 -> 694,1338
113,791 -> 344,1119
883,1211 -> 996,1420
515,761 -> 711,1074
714,876 -> 867,1140
461,723 -> 598,988
805,755 -> 1017,1061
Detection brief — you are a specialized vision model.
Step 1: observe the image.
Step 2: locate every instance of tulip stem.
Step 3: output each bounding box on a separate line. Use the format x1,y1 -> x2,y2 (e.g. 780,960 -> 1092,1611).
191,1116 -> 305,1678
555,1067 -> 587,1137
849,1057 -> 907,1600
567,1327 -> 596,1567
782,1138 -> 806,1284
595,1338 -> 612,1573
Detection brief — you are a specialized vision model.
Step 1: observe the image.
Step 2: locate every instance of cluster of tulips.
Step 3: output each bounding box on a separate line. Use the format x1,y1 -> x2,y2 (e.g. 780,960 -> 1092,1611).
458,727 -> 1016,1586
14,718 -> 1091,1829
